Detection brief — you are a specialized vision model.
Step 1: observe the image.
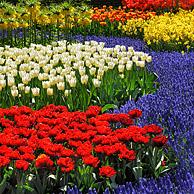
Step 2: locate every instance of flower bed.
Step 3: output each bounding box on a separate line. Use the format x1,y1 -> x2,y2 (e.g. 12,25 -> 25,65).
1,1 -> 194,52
122,0 -> 194,10
119,9 -> 194,51
0,105 -> 176,193
70,35 -> 194,193
0,40 -> 157,110
0,1 -> 193,193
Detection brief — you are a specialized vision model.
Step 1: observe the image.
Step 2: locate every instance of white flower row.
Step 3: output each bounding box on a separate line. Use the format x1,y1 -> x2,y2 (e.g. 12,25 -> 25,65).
0,40 -> 152,97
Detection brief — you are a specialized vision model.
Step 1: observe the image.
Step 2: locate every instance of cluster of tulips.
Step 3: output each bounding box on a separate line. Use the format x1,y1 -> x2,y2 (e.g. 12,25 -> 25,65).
119,9 -> 194,51
121,0 -> 194,11
91,5 -> 156,25
0,1 -> 92,46
0,105 -> 176,193
0,40 -> 157,110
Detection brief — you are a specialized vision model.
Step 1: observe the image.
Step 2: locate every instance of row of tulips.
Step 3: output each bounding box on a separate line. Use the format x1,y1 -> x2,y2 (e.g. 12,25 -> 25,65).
0,105 -> 176,193
122,0 -> 194,10
90,6 -> 156,36
0,1 -> 92,46
119,9 -> 194,51
91,6 -> 156,23
0,1 -> 157,47
1,1 -> 194,51
0,40 -> 157,110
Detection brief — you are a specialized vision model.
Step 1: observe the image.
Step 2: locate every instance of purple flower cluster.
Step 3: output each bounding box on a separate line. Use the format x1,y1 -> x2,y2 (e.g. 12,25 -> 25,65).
72,36 -> 194,193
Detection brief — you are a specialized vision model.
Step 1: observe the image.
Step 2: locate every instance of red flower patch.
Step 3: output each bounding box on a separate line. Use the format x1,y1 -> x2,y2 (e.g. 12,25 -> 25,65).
0,105 -> 168,179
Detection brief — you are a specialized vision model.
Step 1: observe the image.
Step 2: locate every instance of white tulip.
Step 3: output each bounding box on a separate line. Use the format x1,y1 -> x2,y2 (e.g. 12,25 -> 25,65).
108,62 -> 115,69
97,75 -> 102,80
126,61 -> 133,70
42,81 -> 51,89
92,78 -> 101,87
89,67 -> 96,76
0,80 -> 6,88
65,75 -> 72,82
90,40 -> 98,46
56,67 -> 62,74
97,68 -> 104,77
85,60 -> 91,67
69,78 -> 77,87
11,89 -> 18,97
25,86 -> 30,94
81,75 -> 88,85
30,70 -> 39,78
64,89 -> 71,97
57,82 -> 65,90
47,88 -> 53,96
121,45 -> 126,51
39,60 -> 47,67
50,69 -> 57,76
0,58 -> 5,65
146,56 -> 152,63
56,75 -> 64,82
132,56 -> 139,62
79,66 -> 86,76
7,76 -> 15,86
104,66 -> 109,72
119,60 -> 125,65
118,65 -> 125,73
11,85 -> 17,90
70,71 -> 76,77
18,83 -> 25,90
38,73 -> 45,81
136,61 -> 145,68
99,42 -> 105,47
0,75 -> 5,80
31,87 -> 40,96
43,66 -> 50,73
22,74 -> 31,85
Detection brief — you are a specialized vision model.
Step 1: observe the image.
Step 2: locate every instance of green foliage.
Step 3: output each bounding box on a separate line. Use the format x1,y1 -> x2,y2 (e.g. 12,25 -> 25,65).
90,0 -> 122,7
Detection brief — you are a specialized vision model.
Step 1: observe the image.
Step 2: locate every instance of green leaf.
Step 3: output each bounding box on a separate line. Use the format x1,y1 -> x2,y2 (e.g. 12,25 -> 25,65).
23,185 -> 34,192
132,166 -> 143,180
101,104 -> 118,113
